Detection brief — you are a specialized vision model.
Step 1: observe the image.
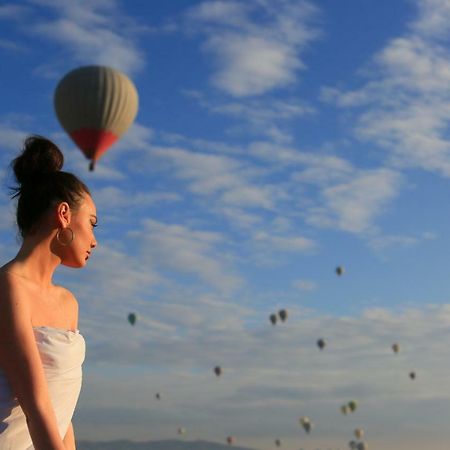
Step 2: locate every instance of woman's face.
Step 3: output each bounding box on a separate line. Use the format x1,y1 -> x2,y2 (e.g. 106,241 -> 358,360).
61,194 -> 98,268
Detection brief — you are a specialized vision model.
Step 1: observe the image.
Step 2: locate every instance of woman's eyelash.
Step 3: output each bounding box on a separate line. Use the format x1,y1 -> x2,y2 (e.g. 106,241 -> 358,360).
91,223 -> 98,228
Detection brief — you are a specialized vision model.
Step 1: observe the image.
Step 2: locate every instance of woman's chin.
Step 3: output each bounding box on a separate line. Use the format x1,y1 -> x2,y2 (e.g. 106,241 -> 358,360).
62,258 -> 86,269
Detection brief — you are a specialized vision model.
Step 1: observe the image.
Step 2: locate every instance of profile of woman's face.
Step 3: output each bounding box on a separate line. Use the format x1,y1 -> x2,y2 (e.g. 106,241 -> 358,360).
61,194 -> 97,268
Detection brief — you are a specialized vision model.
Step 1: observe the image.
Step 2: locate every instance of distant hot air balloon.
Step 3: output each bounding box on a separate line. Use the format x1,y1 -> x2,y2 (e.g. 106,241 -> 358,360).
177,427 -> 186,435
392,343 -> 400,353
128,313 -> 137,325
278,309 -> 288,322
354,428 -> 364,439
299,416 -> 312,434
275,438 -> 281,447
155,392 -> 161,400
348,401 -> 358,412
270,313 -> 277,325
226,436 -> 235,446
357,442 -> 369,450
341,405 -> 350,415
349,441 -> 358,450
317,338 -> 326,350
336,266 -> 345,276
409,371 -> 416,380
54,65 -> 139,171
214,366 -> 222,377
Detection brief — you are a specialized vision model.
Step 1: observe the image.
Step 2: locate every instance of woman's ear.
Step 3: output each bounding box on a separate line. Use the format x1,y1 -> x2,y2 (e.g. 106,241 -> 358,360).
56,202 -> 71,227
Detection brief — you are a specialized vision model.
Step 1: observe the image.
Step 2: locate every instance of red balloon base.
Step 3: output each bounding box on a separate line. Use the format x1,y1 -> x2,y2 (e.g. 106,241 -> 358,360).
70,128 -> 119,166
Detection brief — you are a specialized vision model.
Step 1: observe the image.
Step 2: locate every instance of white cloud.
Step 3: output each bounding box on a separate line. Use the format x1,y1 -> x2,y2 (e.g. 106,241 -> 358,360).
0,123 -> 27,155
189,93 -> 315,142
205,33 -> 302,96
252,231 -> 316,253
93,186 -> 180,211
31,0 -> 144,74
129,219 -> 243,293
412,0 -> 450,38
292,279 -> 317,291
307,168 -> 403,234
185,0 -> 320,97
249,142 -> 404,235
148,146 -> 281,212
0,39 -> 27,52
0,4 -> 29,19
368,230 -> 437,251
321,0 -> 450,178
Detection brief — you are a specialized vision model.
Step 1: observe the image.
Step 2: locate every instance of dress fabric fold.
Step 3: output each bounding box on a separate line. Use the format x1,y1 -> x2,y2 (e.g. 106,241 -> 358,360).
0,327 -> 85,449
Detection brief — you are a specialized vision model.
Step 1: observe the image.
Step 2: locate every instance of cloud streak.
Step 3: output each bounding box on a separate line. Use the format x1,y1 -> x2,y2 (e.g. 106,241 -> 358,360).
30,0 -> 145,74
185,0 -> 320,97
322,0 -> 450,178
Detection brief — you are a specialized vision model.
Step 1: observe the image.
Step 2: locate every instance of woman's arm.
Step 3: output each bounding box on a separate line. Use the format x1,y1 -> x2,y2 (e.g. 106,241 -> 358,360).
0,275 -> 66,450
63,422 -> 76,450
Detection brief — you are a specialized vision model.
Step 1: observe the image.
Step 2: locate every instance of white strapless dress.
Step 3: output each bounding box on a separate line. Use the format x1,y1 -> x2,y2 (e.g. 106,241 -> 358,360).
0,326 -> 85,449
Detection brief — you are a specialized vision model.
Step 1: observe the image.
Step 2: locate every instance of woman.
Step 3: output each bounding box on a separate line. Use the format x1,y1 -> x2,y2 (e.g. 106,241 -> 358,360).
0,136 -> 97,449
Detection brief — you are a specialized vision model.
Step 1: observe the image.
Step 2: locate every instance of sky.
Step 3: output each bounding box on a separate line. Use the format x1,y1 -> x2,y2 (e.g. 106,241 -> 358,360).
3,0 -> 450,449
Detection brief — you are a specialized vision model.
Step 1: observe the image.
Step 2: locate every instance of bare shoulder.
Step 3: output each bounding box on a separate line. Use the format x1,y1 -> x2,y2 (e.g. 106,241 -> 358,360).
56,285 -> 79,329
0,271 -> 31,326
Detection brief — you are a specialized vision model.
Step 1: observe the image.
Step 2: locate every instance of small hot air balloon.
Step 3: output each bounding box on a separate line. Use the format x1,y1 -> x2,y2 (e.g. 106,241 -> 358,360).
317,338 -> 326,350
226,436 -> 235,446
299,416 -> 312,434
392,343 -> 400,353
357,442 -> 369,450
336,266 -> 345,276
178,427 -> 186,435
275,438 -> 281,447
214,366 -> 222,377
348,401 -> 358,412
354,428 -> 364,439
409,371 -> 416,380
128,313 -> 137,325
54,65 -> 139,171
278,309 -> 288,322
349,441 -> 358,450
155,392 -> 161,400
270,314 -> 277,325
341,405 -> 350,415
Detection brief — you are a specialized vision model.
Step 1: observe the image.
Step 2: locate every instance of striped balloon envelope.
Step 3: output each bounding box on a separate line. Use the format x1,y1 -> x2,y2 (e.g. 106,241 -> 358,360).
54,65 -> 138,171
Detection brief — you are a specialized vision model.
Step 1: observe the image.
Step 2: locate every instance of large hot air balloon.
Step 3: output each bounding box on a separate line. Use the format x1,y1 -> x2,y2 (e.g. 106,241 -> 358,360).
54,65 -> 139,171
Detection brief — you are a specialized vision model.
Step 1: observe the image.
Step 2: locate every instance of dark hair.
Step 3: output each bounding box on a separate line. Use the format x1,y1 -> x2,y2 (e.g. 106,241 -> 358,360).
10,135 -> 91,238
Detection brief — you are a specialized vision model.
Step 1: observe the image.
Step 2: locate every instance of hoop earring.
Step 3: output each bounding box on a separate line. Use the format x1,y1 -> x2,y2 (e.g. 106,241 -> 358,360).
56,227 -> 74,246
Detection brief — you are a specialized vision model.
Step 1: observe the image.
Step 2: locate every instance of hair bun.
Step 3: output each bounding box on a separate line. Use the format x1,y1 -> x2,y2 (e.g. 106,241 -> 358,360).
13,135 -> 64,185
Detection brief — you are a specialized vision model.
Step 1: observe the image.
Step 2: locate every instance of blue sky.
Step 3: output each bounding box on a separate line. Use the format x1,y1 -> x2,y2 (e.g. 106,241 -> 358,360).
3,0 -> 450,449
